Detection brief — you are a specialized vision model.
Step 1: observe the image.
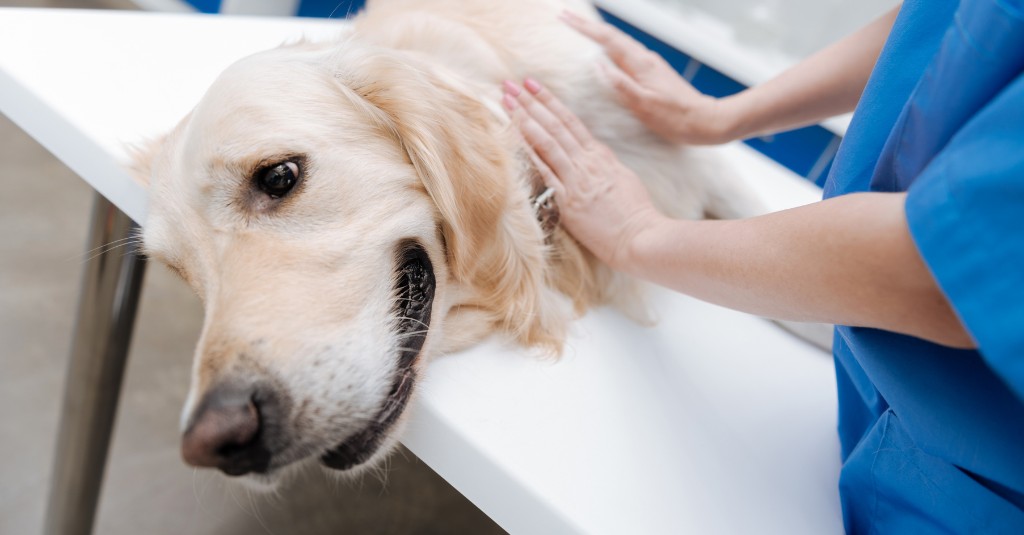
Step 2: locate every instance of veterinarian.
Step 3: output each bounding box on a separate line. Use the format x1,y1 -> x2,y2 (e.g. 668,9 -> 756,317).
502,3 -> 1024,533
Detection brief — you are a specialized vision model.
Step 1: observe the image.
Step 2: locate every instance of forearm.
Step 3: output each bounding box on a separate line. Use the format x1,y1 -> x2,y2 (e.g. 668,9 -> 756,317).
503,64 -> 968,347
717,6 -> 900,140
626,192 -> 973,348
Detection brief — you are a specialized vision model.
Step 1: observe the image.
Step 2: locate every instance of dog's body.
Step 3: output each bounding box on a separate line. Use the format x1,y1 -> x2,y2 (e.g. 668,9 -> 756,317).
139,0 -> 809,486
349,0 -> 769,350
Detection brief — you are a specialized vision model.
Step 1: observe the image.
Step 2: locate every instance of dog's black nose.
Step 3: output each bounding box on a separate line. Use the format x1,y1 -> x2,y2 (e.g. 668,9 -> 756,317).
181,384 -> 271,476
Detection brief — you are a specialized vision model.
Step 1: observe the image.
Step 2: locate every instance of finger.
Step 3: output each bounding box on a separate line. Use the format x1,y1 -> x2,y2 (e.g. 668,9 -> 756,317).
511,81 -> 586,164
521,78 -> 594,147
520,116 -> 577,189
506,98 -> 578,187
559,10 -> 652,77
598,62 -> 646,108
527,150 -> 565,195
503,91 -> 569,189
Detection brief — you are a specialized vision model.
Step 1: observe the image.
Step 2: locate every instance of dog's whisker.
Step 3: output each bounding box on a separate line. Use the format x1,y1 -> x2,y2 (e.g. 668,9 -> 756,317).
393,321 -> 430,331
226,483 -> 248,520
78,235 -> 136,257
190,468 -> 203,510
247,487 -> 276,535
393,316 -> 431,330
392,346 -> 431,355
371,460 -> 390,492
77,244 -> 133,265
74,236 -> 144,265
393,328 -> 431,339
392,296 -> 432,303
83,235 -> 142,253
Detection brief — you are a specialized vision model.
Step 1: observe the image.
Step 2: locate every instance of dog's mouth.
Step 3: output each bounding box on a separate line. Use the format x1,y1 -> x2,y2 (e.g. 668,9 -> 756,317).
320,240 -> 435,471
319,366 -> 417,470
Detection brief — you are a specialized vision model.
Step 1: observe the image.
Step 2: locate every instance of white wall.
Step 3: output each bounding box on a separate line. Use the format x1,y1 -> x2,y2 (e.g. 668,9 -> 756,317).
650,0 -> 899,59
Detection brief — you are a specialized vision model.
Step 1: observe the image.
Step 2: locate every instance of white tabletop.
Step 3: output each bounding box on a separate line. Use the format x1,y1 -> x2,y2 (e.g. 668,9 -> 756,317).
0,8 -> 842,534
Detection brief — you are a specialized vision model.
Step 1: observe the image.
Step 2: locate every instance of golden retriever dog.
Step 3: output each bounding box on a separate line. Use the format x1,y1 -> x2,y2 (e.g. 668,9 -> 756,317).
135,0 -> 824,486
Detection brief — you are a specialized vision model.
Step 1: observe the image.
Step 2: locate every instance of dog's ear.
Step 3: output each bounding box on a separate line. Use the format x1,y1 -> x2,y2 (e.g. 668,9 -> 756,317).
339,52 -> 574,351
342,57 -> 508,281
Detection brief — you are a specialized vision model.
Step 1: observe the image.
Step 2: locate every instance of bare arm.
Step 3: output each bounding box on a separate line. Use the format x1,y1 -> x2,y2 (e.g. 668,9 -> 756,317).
562,6 -> 900,143
628,193 -> 972,348
720,6 -> 900,138
501,80 -> 972,349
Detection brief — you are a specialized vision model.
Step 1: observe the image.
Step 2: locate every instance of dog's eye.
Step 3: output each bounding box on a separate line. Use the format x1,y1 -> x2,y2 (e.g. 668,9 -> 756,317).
257,161 -> 299,198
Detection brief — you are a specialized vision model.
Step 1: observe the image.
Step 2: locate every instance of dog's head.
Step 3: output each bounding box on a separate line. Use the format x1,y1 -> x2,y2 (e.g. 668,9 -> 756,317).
137,40 -> 584,485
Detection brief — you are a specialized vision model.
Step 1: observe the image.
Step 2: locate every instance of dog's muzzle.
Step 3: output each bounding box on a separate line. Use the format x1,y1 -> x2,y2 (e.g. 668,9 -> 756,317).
321,240 -> 436,470
181,380 -> 288,476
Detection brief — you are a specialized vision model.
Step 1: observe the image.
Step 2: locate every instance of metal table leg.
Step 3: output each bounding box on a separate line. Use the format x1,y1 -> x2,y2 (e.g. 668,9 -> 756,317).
43,192 -> 147,535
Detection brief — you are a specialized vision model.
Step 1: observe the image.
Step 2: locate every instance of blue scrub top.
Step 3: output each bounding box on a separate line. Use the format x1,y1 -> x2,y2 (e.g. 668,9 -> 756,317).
822,0 -> 1024,531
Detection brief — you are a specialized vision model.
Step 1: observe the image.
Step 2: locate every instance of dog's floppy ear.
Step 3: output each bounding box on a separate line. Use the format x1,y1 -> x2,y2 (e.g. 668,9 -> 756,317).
338,52 -> 573,350
341,56 -> 508,282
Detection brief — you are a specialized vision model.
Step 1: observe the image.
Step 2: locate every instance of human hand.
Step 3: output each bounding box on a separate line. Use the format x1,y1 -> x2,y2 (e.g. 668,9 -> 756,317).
501,78 -> 666,272
560,10 -> 736,145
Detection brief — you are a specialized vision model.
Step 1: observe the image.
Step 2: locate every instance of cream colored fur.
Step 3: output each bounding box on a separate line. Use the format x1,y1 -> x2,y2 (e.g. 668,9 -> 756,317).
137,0 -> 809,484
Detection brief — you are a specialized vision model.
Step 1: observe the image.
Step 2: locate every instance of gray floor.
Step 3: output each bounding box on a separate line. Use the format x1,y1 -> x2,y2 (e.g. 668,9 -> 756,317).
0,3 -> 505,534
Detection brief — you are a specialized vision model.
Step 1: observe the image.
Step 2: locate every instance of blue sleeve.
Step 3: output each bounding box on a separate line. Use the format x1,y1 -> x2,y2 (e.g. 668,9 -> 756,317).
905,73 -> 1024,402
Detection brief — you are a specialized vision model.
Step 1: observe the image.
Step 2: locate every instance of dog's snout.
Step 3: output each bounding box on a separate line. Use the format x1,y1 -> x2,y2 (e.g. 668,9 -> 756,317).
181,384 -> 271,476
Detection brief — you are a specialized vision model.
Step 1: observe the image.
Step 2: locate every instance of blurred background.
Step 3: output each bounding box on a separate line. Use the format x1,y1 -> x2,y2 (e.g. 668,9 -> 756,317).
0,1 -> 894,534
651,0 -> 895,60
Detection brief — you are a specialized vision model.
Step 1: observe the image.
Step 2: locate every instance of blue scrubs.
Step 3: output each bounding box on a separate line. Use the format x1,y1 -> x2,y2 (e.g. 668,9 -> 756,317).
822,0 -> 1024,531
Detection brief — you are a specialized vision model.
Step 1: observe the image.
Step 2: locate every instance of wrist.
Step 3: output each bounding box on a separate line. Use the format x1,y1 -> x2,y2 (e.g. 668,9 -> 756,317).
618,211 -> 674,275
710,93 -> 752,143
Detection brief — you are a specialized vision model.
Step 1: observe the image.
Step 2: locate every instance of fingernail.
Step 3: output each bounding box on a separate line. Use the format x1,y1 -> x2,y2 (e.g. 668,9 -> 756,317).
501,93 -> 518,111
559,10 -> 580,23
523,78 -> 542,94
502,80 -> 520,96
